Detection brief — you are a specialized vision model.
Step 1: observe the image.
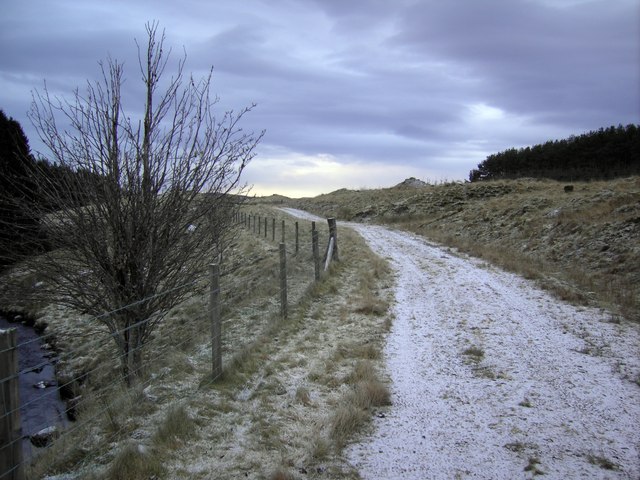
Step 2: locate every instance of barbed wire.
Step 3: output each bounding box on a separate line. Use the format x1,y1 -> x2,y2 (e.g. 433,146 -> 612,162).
1,207 -> 335,479
0,275 -> 210,356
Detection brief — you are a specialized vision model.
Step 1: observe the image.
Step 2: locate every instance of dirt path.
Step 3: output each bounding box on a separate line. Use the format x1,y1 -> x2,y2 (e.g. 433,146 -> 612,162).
281,210 -> 640,479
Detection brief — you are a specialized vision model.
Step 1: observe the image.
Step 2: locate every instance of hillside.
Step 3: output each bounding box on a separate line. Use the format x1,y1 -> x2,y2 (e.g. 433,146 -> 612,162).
290,177 -> 640,322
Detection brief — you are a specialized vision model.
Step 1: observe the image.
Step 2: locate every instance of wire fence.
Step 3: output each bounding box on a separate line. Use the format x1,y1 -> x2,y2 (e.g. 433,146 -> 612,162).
0,208 -> 338,480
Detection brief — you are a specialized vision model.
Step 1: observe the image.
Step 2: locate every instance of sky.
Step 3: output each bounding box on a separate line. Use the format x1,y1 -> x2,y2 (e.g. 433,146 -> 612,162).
1,0 -> 638,197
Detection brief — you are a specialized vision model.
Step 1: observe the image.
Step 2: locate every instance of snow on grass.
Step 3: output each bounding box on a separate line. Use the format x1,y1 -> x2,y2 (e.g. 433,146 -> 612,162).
346,224 -> 640,479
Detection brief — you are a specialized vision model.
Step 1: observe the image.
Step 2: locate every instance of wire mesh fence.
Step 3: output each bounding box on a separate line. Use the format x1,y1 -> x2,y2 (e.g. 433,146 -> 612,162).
0,208 -> 338,479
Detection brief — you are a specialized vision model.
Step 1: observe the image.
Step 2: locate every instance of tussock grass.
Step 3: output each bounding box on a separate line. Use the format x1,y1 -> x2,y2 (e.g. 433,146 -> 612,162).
330,403 -> 370,449
295,386 -> 311,405
462,346 -> 485,362
354,290 -> 389,316
329,360 -> 391,448
24,435 -> 88,479
152,403 -> 196,449
103,443 -> 165,480
269,469 -> 296,480
24,384 -> 156,479
524,456 -> 545,475
334,341 -> 380,361
588,454 -> 619,471
352,379 -> 392,410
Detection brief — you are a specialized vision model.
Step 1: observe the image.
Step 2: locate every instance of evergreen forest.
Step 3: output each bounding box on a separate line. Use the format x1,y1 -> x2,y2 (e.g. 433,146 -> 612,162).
469,124 -> 639,182
0,109 -> 98,268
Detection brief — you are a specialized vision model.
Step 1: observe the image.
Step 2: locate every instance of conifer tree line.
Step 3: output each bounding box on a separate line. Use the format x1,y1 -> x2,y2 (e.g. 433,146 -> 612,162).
0,109 -> 101,267
469,124 -> 640,182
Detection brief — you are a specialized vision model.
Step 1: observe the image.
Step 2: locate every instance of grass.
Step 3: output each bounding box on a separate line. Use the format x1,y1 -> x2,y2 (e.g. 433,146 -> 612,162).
293,177 -> 640,323
16,203 -> 394,479
329,360 -> 391,449
269,470 -> 296,480
152,403 -> 196,449
103,443 -> 165,480
524,456 -> 545,476
462,346 -> 485,362
587,454 -> 619,471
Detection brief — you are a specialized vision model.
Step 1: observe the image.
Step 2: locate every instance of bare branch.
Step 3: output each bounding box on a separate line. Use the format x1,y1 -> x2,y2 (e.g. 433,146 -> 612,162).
12,25 -> 261,386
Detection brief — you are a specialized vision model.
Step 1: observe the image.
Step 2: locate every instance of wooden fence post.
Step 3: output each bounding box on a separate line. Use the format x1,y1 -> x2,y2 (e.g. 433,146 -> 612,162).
264,218 -> 268,238
209,264 -> 222,380
279,243 -> 288,319
312,230 -> 320,281
324,237 -> 335,271
327,218 -> 339,262
258,216 -> 261,235
272,218 -> 275,241
295,222 -> 299,255
0,328 -> 24,480
281,220 -> 286,244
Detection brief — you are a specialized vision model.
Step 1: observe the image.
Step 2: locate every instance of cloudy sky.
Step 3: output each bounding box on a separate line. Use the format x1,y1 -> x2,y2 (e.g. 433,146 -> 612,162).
1,0 -> 638,197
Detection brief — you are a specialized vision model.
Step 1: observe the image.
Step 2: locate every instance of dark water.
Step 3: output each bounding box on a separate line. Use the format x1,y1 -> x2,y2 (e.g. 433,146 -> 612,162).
0,315 -> 67,457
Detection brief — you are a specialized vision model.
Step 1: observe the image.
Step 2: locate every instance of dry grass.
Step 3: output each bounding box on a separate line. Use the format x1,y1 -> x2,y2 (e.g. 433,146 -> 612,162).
294,177 -> 640,323
15,204 -> 394,479
330,403 -> 370,449
462,346 -> 485,362
103,443 -> 165,480
329,360 -> 391,449
152,403 -> 196,449
268,469 -> 297,480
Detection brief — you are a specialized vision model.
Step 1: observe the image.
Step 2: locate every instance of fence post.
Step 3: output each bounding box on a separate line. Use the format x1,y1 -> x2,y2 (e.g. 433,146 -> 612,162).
324,237 -> 335,271
264,218 -> 268,238
327,218 -> 339,262
295,222 -> 299,255
312,230 -> 320,281
279,243 -> 288,319
258,216 -> 261,235
0,328 -> 23,480
272,218 -> 276,241
209,264 -> 222,380
281,220 -> 286,244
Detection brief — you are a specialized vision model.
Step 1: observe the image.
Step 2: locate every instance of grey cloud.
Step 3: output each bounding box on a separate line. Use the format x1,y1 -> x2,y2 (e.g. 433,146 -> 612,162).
0,0 -> 637,188
390,0 -> 639,128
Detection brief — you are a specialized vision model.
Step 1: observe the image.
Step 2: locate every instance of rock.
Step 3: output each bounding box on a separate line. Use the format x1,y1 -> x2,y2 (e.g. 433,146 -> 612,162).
396,177 -> 428,188
30,426 -> 60,448
564,185 -> 574,192
142,386 -> 158,403
33,380 -> 56,389
65,395 -> 82,421
34,319 -> 48,334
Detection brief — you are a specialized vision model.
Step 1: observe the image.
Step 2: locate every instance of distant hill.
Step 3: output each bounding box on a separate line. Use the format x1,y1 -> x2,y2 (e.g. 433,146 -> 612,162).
289,176 -> 640,322
253,193 -> 291,204
469,124 -> 640,182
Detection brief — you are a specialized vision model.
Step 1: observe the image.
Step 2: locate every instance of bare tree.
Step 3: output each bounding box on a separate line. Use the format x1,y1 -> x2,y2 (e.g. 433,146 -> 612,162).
22,23 -> 263,385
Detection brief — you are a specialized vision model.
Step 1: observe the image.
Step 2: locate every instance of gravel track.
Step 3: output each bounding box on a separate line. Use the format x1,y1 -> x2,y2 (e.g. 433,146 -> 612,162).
347,224 -> 639,479
281,209 -> 640,479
